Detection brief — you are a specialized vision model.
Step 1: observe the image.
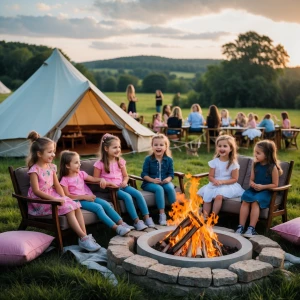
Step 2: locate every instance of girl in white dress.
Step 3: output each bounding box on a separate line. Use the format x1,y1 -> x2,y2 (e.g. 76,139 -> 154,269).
197,135 -> 244,217
242,113 -> 262,141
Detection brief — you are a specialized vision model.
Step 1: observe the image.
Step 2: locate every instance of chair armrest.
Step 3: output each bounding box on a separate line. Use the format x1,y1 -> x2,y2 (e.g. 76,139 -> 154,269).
129,174 -> 143,181
12,193 -> 64,205
192,172 -> 209,178
174,171 -> 185,179
269,184 -> 292,192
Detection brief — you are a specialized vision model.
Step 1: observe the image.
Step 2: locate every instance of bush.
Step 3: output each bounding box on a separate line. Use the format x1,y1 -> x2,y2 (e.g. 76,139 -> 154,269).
295,95 -> 300,109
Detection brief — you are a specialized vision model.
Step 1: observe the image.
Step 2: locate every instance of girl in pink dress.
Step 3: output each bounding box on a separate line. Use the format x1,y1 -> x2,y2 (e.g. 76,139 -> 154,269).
152,113 -> 167,133
242,113 -> 262,141
93,133 -> 155,231
59,150 -> 131,236
26,131 -> 100,252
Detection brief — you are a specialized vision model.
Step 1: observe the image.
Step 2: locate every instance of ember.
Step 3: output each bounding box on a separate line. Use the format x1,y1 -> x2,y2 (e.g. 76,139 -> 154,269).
154,175 -> 232,258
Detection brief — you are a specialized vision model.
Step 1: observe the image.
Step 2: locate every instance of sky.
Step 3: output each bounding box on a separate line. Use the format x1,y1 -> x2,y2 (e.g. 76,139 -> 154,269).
1,0 -> 300,66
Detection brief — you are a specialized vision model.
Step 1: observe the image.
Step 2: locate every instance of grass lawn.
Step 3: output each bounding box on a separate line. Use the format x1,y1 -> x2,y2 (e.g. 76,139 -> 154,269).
1,92 -> 300,299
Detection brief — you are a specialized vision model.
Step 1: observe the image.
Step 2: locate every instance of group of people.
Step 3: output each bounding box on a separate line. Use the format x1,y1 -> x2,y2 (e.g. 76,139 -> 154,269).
26,131 -> 176,252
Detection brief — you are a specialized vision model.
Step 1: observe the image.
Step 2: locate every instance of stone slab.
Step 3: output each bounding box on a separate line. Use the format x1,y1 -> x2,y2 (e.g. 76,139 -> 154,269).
107,245 -> 134,265
128,230 -> 147,241
229,259 -> 273,282
259,247 -> 285,268
212,269 -> 238,286
249,235 -> 281,253
122,254 -> 158,275
178,267 -> 212,287
148,263 -> 181,283
108,236 -> 135,251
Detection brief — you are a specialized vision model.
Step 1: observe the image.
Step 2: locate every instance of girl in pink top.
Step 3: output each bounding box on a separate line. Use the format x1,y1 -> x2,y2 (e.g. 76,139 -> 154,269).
59,150 -> 131,236
26,131 -> 100,252
93,133 -> 155,231
152,113 -> 167,133
281,111 -> 293,147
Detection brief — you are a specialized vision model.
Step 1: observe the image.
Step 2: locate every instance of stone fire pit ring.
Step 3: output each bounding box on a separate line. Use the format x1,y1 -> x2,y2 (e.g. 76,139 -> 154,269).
137,226 -> 253,269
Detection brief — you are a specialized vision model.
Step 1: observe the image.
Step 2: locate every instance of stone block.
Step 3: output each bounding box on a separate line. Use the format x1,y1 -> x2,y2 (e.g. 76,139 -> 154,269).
144,227 -> 157,233
249,235 -> 281,253
259,247 -> 285,268
107,245 -> 134,265
178,267 -> 212,287
212,269 -> 238,286
108,236 -> 135,251
147,263 -> 181,283
122,254 -> 158,275
214,226 -> 235,233
229,259 -> 273,282
128,230 -> 147,241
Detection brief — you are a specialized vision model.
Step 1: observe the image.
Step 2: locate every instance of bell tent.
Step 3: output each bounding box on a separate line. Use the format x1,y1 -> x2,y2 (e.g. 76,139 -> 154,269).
0,81 -> 11,94
0,49 -> 154,157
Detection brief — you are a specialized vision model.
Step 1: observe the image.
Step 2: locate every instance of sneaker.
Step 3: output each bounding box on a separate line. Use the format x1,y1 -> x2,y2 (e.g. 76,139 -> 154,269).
235,225 -> 244,235
134,220 -> 148,231
159,213 -> 167,226
121,222 -> 134,230
144,217 -> 155,228
116,225 -> 130,236
78,235 -> 101,252
243,226 -> 257,238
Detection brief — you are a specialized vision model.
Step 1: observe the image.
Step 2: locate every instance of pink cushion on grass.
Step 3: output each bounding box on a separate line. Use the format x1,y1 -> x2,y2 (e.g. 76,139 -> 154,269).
0,231 -> 54,266
271,218 -> 300,245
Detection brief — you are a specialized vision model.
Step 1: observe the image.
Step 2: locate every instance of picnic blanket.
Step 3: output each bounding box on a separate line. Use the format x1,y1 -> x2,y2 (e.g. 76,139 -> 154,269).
63,245 -> 118,285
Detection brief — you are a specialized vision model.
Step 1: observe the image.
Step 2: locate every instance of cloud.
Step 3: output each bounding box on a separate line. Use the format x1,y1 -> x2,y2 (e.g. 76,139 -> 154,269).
90,41 -> 128,49
6,4 -> 20,10
93,0 -> 300,24
36,3 -> 62,11
0,15 -> 229,41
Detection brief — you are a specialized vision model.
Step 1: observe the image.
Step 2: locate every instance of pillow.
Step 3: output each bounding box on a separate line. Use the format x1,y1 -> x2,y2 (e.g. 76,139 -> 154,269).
271,218 -> 300,245
0,231 -> 54,266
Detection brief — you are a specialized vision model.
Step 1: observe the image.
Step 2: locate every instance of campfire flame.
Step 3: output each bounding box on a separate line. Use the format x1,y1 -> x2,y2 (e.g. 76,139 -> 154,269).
163,174 -> 222,258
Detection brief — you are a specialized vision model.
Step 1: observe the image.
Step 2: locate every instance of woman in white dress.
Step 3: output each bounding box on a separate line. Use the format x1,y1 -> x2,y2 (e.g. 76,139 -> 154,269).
242,113 -> 262,141
197,135 -> 244,217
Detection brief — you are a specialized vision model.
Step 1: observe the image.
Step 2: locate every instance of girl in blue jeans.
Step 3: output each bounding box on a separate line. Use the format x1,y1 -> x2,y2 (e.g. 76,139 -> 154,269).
141,134 -> 176,225
59,150 -> 131,236
93,134 -> 155,231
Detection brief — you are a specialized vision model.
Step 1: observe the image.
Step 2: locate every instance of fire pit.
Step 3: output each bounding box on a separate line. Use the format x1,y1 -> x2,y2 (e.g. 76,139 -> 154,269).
137,227 -> 253,269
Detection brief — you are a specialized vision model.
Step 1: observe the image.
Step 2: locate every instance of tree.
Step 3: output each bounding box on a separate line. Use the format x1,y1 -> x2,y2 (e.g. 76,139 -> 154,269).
117,74 -> 139,92
142,73 -> 168,93
103,77 -> 117,92
222,31 -> 289,68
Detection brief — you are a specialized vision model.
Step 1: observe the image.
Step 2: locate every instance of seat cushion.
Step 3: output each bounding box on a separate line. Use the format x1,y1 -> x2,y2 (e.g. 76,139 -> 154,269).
0,231 -> 54,266
271,218 -> 300,245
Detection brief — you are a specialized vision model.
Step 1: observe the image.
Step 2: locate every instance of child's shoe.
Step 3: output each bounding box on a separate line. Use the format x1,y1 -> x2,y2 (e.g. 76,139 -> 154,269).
121,222 -> 135,230
243,226 -> 257,238
235,225 -> 244,235
159,213 -> 167,226
134,220 -> 148,231
116,225 -> 130,236
144,217 -> 155,228
78,235 -> 101,252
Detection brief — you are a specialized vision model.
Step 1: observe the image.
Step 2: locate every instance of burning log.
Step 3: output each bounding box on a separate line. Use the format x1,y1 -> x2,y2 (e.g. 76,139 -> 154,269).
201,236 -> 208,258
162,243 -> 171,253
196,246 -> 203,258
186,241 -> 193,257
212,239 -> 223,256
167,225 -> 200,255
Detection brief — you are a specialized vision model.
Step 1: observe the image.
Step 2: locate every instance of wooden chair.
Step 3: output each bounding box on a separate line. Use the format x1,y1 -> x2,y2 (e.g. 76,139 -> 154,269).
165,127 -> 183,141
8,163 -> 116,252
281,128 -> 300,150
204,128 -> 221,152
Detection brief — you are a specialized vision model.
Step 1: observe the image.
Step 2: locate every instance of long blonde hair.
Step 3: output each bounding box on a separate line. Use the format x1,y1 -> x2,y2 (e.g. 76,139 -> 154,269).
26,131 -> 54,168
150,134 -> 172,158
170,106 -> 183,120
254,140 -> 283,176
214,135 -> 237,169
126,84 -> 136,101
98,133 -> 122,173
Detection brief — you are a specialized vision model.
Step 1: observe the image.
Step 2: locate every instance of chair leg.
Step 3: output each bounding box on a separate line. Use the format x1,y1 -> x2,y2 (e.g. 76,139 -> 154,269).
18,221 -> 27,230
282,212 -> 288,223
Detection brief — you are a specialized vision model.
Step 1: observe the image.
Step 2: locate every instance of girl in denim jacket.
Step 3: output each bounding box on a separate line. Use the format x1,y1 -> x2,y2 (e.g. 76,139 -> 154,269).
141,134 -> 176,225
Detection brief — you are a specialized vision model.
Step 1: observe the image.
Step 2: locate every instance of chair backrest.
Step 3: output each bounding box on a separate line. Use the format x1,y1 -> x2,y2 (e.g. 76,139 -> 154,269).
278,160 -> 293,187
9,166 -> 30,197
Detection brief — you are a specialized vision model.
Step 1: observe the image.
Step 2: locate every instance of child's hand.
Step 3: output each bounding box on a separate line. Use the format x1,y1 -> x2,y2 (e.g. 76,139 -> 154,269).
56,199 -> 65,205
85,195 -> 96,202
252,184 -> 264,191
100,179 -> 106,189
162,178 -> 171,184
106,182 -> 119,188
120,181 -> 128,188
153,178 -> 162,184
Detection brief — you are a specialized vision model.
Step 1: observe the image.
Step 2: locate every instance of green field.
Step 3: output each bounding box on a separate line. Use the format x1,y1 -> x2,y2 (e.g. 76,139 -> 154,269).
1,91 -> 300,299
170,71 -> 195,79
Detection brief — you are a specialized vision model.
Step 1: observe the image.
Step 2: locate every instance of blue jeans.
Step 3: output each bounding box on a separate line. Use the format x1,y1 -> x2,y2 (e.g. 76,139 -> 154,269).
156,105 -> 161,113
142,182 -> 176,210
117,186 -> 149,221
79,198 -> 121,228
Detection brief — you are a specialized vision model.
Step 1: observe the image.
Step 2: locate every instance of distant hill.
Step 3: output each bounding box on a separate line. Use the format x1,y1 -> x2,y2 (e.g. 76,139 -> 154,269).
82,56 -> 223,73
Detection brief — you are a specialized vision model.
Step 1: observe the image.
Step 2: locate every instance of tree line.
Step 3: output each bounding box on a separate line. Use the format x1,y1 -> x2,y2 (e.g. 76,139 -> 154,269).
1,33 -> 300,109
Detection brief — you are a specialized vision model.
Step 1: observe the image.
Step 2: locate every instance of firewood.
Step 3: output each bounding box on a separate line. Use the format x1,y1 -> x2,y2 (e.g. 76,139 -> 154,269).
213,239 -> 223,256
201,236 -> 208,258
196,246 -> 203,258
186,241 -> 193,257
162,243 -> 171,253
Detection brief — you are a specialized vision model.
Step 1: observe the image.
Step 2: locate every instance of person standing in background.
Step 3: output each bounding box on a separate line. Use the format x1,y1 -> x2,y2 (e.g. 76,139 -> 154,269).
155,90 -> 164,113
126,84 -> 137,114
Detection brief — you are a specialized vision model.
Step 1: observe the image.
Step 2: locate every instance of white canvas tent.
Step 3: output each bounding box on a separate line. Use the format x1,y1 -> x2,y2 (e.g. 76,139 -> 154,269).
0,81 -> 11,94
0,49 -> 154,157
